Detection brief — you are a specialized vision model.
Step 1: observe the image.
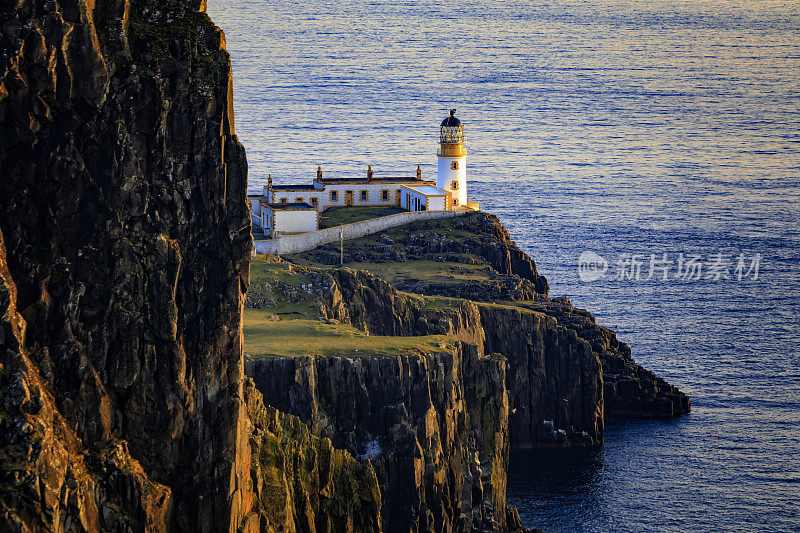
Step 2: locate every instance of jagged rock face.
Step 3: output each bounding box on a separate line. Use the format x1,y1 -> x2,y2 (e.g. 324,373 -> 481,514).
474,305 -> 603,446
0,0 -> 255,529
323,268 -> 485,341
247,344 -> 512,533
243,379 -> 382,532
304,214 -> 690,424
524,298 -> 690,419
321,268 -> 604,447
0,235 -> 174,531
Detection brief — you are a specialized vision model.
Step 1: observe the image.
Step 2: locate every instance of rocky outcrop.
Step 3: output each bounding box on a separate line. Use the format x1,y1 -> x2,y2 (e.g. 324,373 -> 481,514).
296,212 -> 690,423
323,268 -> 604,446
247,344 -> 517,533
475,305 -> 603,446
243,378 -> 382,532
248,266 -> 603,451
520,298 -> 690,419
294,213 -> 549,299
1,0 -> 259,529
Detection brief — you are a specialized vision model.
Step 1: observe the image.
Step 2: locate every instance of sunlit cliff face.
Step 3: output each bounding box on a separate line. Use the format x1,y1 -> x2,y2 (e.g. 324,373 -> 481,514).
208,0 -> 799,530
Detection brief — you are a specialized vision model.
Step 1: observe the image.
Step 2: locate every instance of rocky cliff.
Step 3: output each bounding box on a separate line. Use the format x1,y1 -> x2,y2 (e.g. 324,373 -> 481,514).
1,1 -> 378,530
1,0 -> 689,529
512,298 -> 691,419
242,260 -> 600,530
247,345 -> 515,532
288,213 -> 691,425
243,379 -> 382,532
319,267 -> 604,447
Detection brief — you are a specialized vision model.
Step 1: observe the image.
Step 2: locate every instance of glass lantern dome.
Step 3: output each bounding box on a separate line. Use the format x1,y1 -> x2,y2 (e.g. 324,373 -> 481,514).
440,109 -> 464,145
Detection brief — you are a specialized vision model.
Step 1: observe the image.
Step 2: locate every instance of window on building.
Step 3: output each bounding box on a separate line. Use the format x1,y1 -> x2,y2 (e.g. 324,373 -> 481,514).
381,189 -> 389,201
330,190 -> 338,201
310,197 -> 318,207
360,190 -> 368,202
451,161 -> 459,170
451,181 -> 458,190
454,199 -> 459,206
279,197 -> 288,203
295,197 -> 304,203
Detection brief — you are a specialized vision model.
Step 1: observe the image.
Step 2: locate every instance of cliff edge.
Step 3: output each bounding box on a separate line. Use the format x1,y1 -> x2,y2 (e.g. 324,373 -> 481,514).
1,0 -> 379,530
1,0 -> 688,530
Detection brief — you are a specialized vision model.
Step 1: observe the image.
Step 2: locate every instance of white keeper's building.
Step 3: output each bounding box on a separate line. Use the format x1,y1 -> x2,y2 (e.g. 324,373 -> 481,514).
249,110 -> 478,238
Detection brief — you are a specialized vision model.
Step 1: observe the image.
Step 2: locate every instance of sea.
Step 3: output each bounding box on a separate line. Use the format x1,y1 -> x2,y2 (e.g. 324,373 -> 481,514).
205,0 -> 800,530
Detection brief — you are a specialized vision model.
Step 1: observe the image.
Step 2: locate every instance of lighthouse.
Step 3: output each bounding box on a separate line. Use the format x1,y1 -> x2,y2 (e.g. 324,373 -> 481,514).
437,109 -> 467,208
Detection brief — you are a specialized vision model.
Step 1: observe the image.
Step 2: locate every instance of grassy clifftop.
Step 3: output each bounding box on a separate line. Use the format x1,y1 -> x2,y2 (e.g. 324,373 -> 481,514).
241,210 -> 688,532
245,258 -> 454,359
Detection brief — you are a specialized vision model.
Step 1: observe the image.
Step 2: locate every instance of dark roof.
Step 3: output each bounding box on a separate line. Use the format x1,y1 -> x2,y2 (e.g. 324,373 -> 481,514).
271,184 -> 318,191
265,202 -> 315,210
441,109 -> 461,128
317,176 -> 427,184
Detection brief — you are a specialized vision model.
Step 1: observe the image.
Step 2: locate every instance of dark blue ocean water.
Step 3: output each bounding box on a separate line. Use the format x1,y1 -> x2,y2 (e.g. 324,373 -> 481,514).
206,0 -> 800,530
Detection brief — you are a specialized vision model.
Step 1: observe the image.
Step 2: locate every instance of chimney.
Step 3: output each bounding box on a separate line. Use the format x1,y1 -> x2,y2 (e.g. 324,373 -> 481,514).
317,166 -> 322,180
367,165 -> 373,181
265,174 -> 272,197
416,165 -> 422,180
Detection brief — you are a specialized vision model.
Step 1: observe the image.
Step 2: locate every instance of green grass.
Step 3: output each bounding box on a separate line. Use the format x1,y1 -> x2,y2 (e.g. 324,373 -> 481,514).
248,257 -> 320,319
245,257 -> 457,359
243,310 -> 452,359
328,260 -> 493,287
286,255 -> 494,287
421,295 -> 463,311
250,256 -> 294,283
319,206 -> 405,228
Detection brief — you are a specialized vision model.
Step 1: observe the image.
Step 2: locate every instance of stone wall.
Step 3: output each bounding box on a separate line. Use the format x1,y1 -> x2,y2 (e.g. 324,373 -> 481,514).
254,209 -> 467,255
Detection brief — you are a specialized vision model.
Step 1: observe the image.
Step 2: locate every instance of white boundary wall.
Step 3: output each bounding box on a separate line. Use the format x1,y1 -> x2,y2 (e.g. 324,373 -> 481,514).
253,209 -> 466,256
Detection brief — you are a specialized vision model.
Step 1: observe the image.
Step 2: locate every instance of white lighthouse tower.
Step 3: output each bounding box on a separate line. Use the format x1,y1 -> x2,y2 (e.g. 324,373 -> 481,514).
437,109 -> 467,208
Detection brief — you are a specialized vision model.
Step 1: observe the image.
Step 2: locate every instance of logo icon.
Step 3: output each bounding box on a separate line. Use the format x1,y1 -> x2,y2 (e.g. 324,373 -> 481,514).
578,251 -> 608,282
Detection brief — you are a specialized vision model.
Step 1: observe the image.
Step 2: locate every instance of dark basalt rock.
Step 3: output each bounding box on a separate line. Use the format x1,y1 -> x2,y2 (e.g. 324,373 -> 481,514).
524,297 -> 691,419
318,267 -> 605,446
248,345 -> 515,533
309,213 -> 690,423
0,1 -> 379,530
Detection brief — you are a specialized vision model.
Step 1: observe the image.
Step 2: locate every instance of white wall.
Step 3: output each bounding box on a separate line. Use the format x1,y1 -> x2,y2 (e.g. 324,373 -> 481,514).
273,182 -> 433,212
427,195 -> 446,211
253,209 -> 467,255
317,183 -> 405,211
399,186 -> 448,212
273,209 -> 318,234
261,209 -> 272,232
437,155 -> 467,207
